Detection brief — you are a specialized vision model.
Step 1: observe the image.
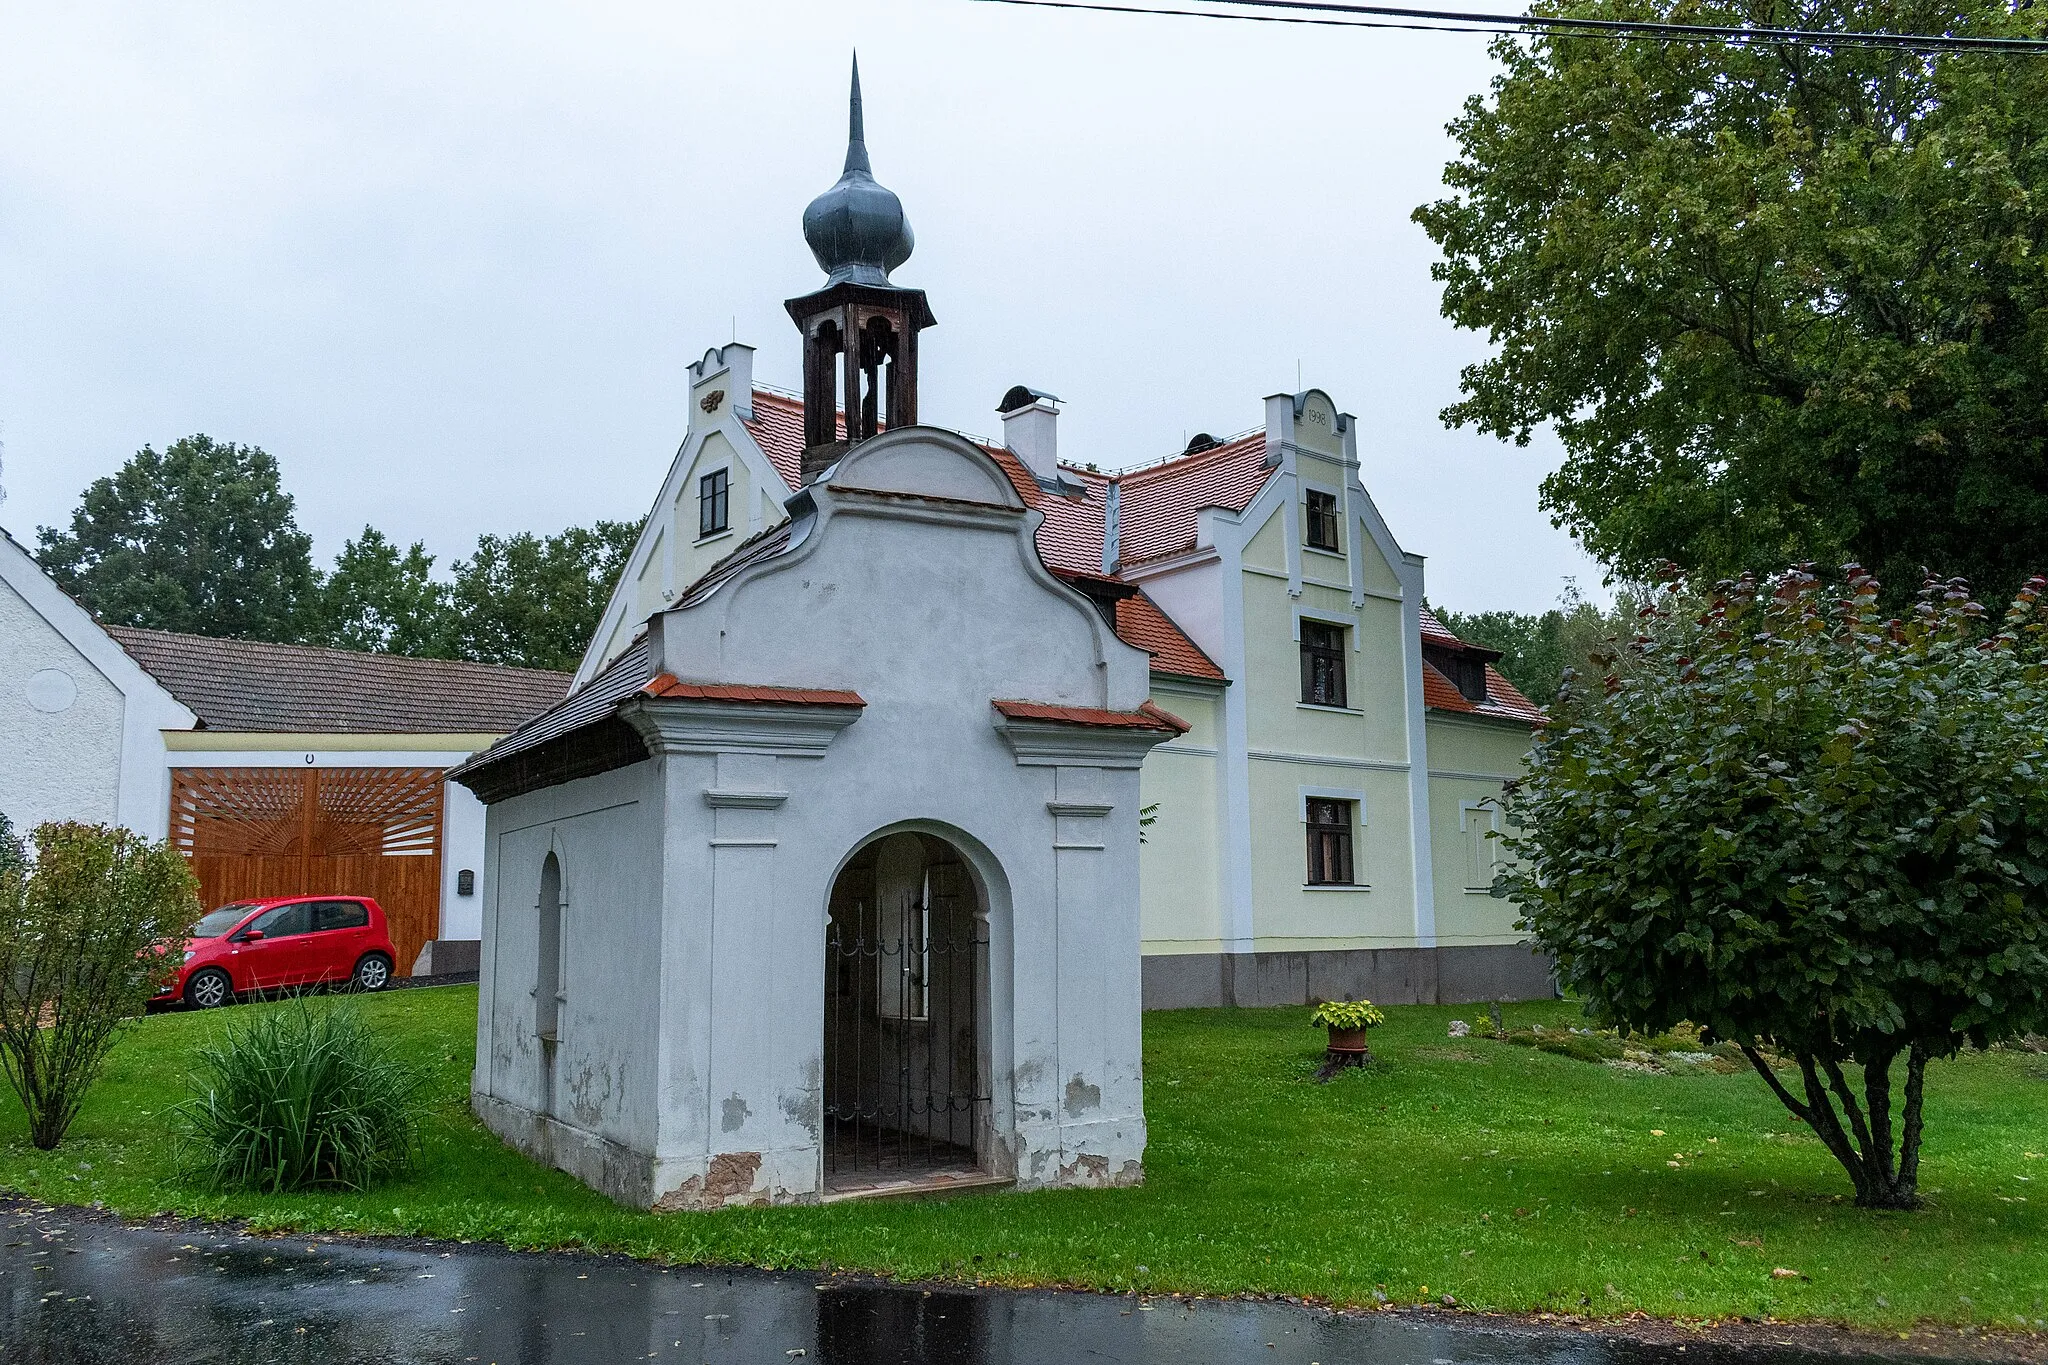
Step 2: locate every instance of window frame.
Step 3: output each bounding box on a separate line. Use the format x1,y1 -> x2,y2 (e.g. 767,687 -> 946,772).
246,902 -> 311,938
698,467 -> 731,538
1299,618 -> 1349,708
1304,797 -> 1357,886
1304,487 -> 1342,553
312,899 -> 370,932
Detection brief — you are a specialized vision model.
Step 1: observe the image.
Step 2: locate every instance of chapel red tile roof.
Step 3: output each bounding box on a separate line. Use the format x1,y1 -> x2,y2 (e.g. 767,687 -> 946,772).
643,674 -> 864,707
990,699 -> 1192,734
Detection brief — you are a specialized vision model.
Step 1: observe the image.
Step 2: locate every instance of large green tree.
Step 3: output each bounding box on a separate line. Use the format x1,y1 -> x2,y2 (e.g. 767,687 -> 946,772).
1416,1 -> 2048,599
318,527 -> 453,658
36,435 -> 320,641
440,520 -> 642,671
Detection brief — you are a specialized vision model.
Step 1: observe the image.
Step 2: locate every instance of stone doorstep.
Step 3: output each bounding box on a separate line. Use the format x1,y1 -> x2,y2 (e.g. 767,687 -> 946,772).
819,1167 -> 1016,1205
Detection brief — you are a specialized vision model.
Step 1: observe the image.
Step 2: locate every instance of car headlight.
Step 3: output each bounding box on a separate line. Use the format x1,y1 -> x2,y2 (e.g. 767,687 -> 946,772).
182,950 -> 195,963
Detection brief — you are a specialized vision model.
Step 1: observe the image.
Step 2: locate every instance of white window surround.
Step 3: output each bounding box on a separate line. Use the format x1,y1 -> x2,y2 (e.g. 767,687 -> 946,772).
1292,604 -> 1362,651
1459,798 -> 1500,830
1460,799 -> 1502,892
1299,784 -> 1367,822
695,527 -> 735,549
1296,701 -> 1363,716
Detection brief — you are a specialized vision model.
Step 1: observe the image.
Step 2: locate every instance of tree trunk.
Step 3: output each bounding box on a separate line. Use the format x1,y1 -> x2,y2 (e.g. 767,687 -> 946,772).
1740,1042 -> 1924,1209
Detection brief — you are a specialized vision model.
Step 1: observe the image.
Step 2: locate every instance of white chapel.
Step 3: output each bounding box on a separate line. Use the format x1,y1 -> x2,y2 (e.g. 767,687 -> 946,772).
452,63 -> 1544,1209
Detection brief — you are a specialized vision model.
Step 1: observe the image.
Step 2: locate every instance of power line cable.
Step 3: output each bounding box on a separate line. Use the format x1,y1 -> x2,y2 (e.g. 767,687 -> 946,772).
973,0 -> 2048,51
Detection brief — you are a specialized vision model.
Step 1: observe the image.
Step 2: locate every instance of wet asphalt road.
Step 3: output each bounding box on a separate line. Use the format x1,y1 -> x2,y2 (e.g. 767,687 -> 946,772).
0,1202 -> 1962,1365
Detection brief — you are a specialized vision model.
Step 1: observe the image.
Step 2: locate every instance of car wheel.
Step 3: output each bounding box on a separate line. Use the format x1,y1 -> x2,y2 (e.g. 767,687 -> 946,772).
352,953 -> 393,992
184,968 -> 233,1009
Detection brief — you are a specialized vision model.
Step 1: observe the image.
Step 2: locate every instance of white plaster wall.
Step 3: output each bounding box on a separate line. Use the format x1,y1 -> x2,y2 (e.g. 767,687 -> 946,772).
439,780 -> 487,940
474,761 -> 665,1200
0,577 -> 124,831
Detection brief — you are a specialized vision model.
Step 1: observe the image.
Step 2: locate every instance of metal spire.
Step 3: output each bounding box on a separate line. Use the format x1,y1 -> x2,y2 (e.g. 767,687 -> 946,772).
843,52 -> 871,176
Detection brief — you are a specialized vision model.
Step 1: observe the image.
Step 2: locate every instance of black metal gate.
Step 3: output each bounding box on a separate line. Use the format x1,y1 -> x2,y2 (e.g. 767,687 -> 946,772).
823,835 -> 988,1186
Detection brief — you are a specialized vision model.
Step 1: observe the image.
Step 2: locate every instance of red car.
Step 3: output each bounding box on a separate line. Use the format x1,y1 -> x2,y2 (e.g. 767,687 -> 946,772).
161,895 -> 398,1009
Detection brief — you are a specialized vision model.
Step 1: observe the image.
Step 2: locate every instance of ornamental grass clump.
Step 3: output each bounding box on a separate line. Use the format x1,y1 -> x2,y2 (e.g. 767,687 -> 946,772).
179,1000 -> 425,1193
1500,565 -> 2048,1209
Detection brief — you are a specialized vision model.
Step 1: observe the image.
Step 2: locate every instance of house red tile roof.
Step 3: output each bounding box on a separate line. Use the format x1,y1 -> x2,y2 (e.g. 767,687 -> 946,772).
741,388 -> 812,492
643,674 -> 864,707
1416,607 -> 1545,725
1114,432 -> 1273,567
729,392 -> 1539,725
1112,591 -> 1225,682
106,626 -> 572,734
991,699 -> 1192,734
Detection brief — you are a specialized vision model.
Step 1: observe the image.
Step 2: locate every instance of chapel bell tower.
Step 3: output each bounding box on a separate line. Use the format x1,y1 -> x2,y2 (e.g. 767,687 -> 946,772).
787,55 -> 936,483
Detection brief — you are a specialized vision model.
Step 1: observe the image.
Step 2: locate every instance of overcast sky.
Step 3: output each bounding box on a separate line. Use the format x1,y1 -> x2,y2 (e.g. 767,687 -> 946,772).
0,1 -> 1605,614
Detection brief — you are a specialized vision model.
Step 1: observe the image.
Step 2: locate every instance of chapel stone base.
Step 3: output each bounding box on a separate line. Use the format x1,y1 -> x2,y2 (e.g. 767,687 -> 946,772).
1139,943 -> 1555,1010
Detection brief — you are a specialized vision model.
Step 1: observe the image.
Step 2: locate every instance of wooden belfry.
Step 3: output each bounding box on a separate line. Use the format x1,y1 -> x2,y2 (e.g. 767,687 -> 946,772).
787,55 -> 935,484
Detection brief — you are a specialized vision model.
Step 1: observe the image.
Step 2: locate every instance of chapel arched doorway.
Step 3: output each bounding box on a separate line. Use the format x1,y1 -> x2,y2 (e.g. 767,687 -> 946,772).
823,830 -> 989,1193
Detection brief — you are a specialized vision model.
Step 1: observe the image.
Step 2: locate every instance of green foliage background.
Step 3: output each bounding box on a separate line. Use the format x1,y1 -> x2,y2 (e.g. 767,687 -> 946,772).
35,434 -> 642,672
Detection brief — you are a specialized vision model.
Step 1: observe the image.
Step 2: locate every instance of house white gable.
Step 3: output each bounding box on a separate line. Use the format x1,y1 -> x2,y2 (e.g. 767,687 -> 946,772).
0,527 -> 194,837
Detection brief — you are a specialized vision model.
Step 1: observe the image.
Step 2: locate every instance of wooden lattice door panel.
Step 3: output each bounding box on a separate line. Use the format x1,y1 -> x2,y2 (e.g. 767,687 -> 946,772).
170,767 -> 446,978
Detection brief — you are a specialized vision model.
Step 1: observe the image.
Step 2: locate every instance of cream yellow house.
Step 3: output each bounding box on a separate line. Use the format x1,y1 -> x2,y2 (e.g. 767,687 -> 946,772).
570,72 -> 1546,1012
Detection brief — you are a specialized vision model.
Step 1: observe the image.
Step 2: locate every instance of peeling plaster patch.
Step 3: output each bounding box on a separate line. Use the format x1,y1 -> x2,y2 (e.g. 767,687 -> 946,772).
567,1059 -> 616,1128
651,1151 -> 764,1212
779,1088 -> 820,1138
1063,1074 -> 1101,1117
721,1094 -> 751,1133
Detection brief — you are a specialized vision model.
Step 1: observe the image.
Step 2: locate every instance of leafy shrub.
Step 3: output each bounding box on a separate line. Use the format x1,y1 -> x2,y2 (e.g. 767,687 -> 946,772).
1500,566 -> 2048,1208
1309,1000 -> 1386,1031
178,1000 -> 425,1192
0,822 -> 196,1149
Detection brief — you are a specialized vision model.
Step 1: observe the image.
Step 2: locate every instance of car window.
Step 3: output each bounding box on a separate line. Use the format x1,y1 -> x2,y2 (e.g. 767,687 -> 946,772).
191,904 -> 257,938
247,903 -> 312,938
313,900 -> 370,932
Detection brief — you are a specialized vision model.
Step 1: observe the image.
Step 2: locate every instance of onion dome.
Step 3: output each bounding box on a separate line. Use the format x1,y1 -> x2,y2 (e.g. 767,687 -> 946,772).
801,54 -> 915,287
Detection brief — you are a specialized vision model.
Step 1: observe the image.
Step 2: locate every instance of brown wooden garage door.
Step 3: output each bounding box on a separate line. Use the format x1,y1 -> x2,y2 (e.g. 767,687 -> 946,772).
170,767 -> 444,978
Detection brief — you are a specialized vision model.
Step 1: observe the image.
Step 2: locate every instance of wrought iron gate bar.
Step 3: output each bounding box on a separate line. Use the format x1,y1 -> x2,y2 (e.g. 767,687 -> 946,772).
823,848 -> 989,1185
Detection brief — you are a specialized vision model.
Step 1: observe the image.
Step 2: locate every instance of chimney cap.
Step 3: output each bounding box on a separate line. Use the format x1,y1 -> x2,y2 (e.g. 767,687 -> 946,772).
999,385 -> 1061,414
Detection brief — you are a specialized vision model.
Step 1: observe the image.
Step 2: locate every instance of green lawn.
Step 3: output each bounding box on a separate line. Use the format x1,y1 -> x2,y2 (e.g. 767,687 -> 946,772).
2,987 -> 2044,1332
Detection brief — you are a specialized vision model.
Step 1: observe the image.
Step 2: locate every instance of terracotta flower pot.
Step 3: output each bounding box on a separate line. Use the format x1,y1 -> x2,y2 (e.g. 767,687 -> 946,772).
1326,1026 -> 1373,1057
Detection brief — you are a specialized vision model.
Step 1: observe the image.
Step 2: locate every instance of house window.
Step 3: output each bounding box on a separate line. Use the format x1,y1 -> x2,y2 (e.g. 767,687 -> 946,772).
1300,619 -> 1348,708
1306,799 -> 1356,885
698,468 -> 730,537
1305,489 -> 1341,552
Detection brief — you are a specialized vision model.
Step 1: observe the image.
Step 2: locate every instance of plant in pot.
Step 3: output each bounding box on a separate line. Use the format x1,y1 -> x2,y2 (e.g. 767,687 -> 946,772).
1310,999 -> 1385,1078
